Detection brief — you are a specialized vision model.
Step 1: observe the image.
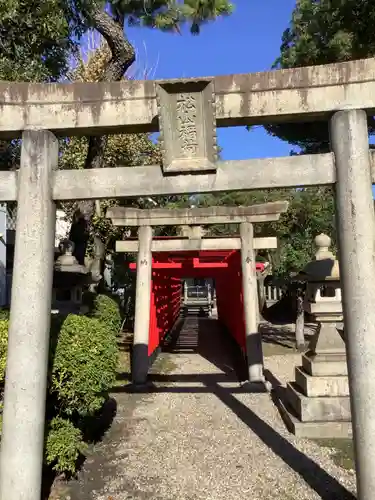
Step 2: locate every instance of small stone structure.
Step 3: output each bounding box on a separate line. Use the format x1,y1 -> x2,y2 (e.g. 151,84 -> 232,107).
52,240 -> 91,315
279,234 -> 351,438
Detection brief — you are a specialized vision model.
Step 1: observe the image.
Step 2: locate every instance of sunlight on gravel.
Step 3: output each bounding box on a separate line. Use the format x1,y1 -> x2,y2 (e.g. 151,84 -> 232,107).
54,318 -> 356,500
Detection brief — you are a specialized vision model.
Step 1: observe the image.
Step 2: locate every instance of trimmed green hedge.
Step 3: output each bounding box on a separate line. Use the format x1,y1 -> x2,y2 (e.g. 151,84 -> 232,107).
0,320 -> 8,385
50,315 -> 118,417
0,309 -> 9,321
45,417 -> 86,474
90,294 -> 122,335
0,297 -> 120,474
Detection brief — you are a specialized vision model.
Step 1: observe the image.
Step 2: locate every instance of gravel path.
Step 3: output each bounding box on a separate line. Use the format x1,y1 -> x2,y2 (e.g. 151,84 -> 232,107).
58,317 -> 356,500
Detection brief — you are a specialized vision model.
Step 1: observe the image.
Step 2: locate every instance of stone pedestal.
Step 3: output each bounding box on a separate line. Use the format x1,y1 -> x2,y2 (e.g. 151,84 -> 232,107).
279,234 -> 352,438
280,323 -> 351,438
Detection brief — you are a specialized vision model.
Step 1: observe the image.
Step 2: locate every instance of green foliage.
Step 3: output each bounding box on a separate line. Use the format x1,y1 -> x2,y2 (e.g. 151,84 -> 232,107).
0,312 -> 119,472
275,0 -> 375,68
272,187 -> 336,275
197,186 -> 336,276
0,0 -> 83,83
1,318 -> 10,433
0,0 -> 234,84
50,314 -> 119,417
108,0 -> 233,34
267,0 -> 375,151
0,309 -> 9,321
91,293 -> 122,334
0,0 -> 84,172
0,320 -> 8,385
197,189 -> 283,237
45,417 -> 86,473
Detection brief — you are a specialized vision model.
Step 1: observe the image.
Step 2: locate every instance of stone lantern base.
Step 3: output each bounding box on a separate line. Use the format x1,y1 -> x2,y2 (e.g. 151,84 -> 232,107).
278,321 -> 352,438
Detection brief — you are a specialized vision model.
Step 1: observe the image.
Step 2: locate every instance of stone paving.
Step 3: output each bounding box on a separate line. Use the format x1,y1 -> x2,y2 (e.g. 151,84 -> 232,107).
53,317 -> 356,500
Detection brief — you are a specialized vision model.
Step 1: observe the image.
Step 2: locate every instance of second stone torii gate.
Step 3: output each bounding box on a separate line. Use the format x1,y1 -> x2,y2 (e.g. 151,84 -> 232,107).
107,202 -> 288,388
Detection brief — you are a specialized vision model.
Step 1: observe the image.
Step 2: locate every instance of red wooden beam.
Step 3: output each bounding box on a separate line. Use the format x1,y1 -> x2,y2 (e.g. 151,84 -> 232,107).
192,257 -> 228,268
129,262 -> 182,270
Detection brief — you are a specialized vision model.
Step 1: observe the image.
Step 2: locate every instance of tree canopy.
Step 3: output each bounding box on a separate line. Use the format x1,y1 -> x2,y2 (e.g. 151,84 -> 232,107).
0,0 -> 84,83
0,0 -> 234,289
266,0 -> 375,153
0,0 -> 234,85
196,186 -> 336,276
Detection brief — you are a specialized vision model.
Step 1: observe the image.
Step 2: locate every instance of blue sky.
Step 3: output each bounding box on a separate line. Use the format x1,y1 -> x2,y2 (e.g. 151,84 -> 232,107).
126,0 -> 296,161
122,0 -> 375,197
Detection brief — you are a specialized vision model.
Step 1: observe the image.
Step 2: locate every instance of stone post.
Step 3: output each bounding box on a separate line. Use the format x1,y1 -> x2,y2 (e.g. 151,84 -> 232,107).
330,109 -> 375,499
132,225 -> 153,386
240,222 -> 265,385
0,130 -> 58,500
295,287 -> 305,351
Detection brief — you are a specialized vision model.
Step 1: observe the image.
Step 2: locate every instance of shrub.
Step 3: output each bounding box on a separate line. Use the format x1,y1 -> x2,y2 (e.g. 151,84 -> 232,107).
0,309 -> 9,321
45,417 -> 86,473
0,319 -> 8,385
0,312 -> 119,474
91,294 -> 122,335
50,314 -> 119,416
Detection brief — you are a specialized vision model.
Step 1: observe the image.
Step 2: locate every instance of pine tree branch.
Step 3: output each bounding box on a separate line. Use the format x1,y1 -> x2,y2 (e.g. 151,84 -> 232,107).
90,5 -> 135,82
69,4 -> 136,276
84,5 -> 136,170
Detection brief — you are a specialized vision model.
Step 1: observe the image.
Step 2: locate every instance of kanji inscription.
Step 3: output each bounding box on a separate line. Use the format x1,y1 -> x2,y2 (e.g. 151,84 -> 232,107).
176,93 -> 199,157
156,79 -> 217,173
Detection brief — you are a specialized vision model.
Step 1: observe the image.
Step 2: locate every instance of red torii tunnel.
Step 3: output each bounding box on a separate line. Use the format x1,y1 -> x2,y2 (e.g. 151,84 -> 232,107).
107,203 -> 287,388
129,247 -> 266,385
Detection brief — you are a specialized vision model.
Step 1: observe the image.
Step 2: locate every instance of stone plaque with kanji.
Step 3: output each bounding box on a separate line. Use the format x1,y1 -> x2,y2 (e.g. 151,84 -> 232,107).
156,79 -> 217,173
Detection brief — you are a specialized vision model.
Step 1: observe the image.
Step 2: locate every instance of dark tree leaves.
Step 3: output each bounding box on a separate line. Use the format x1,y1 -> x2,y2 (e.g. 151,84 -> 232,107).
267,0 -> 375,152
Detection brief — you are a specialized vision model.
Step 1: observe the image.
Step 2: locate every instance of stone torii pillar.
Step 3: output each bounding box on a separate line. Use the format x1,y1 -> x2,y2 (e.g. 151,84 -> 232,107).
132,226 -> 153,386
330,109 -> 375,499
240,222 -> 265,387
0,130 -> 57,500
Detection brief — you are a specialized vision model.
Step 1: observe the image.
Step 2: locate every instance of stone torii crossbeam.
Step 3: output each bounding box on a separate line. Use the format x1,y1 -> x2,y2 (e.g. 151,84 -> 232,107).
107,203 -> 287,387
0,58 -> 375,500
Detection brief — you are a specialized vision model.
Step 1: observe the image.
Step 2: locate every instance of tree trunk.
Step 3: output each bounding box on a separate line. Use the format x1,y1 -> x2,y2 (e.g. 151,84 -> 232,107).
69,6 -> 135,290
295,287 -> 305,351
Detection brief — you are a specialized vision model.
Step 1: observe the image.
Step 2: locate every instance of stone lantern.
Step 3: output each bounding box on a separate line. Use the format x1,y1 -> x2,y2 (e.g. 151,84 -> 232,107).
279,234 -> 351,438
52,239 -> 91,314
303,233 -> 343,353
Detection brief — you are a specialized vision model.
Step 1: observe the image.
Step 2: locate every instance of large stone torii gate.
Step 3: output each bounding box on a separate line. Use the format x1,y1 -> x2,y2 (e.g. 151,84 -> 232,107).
107,202 -> 287,387
0,58 -> 375,499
